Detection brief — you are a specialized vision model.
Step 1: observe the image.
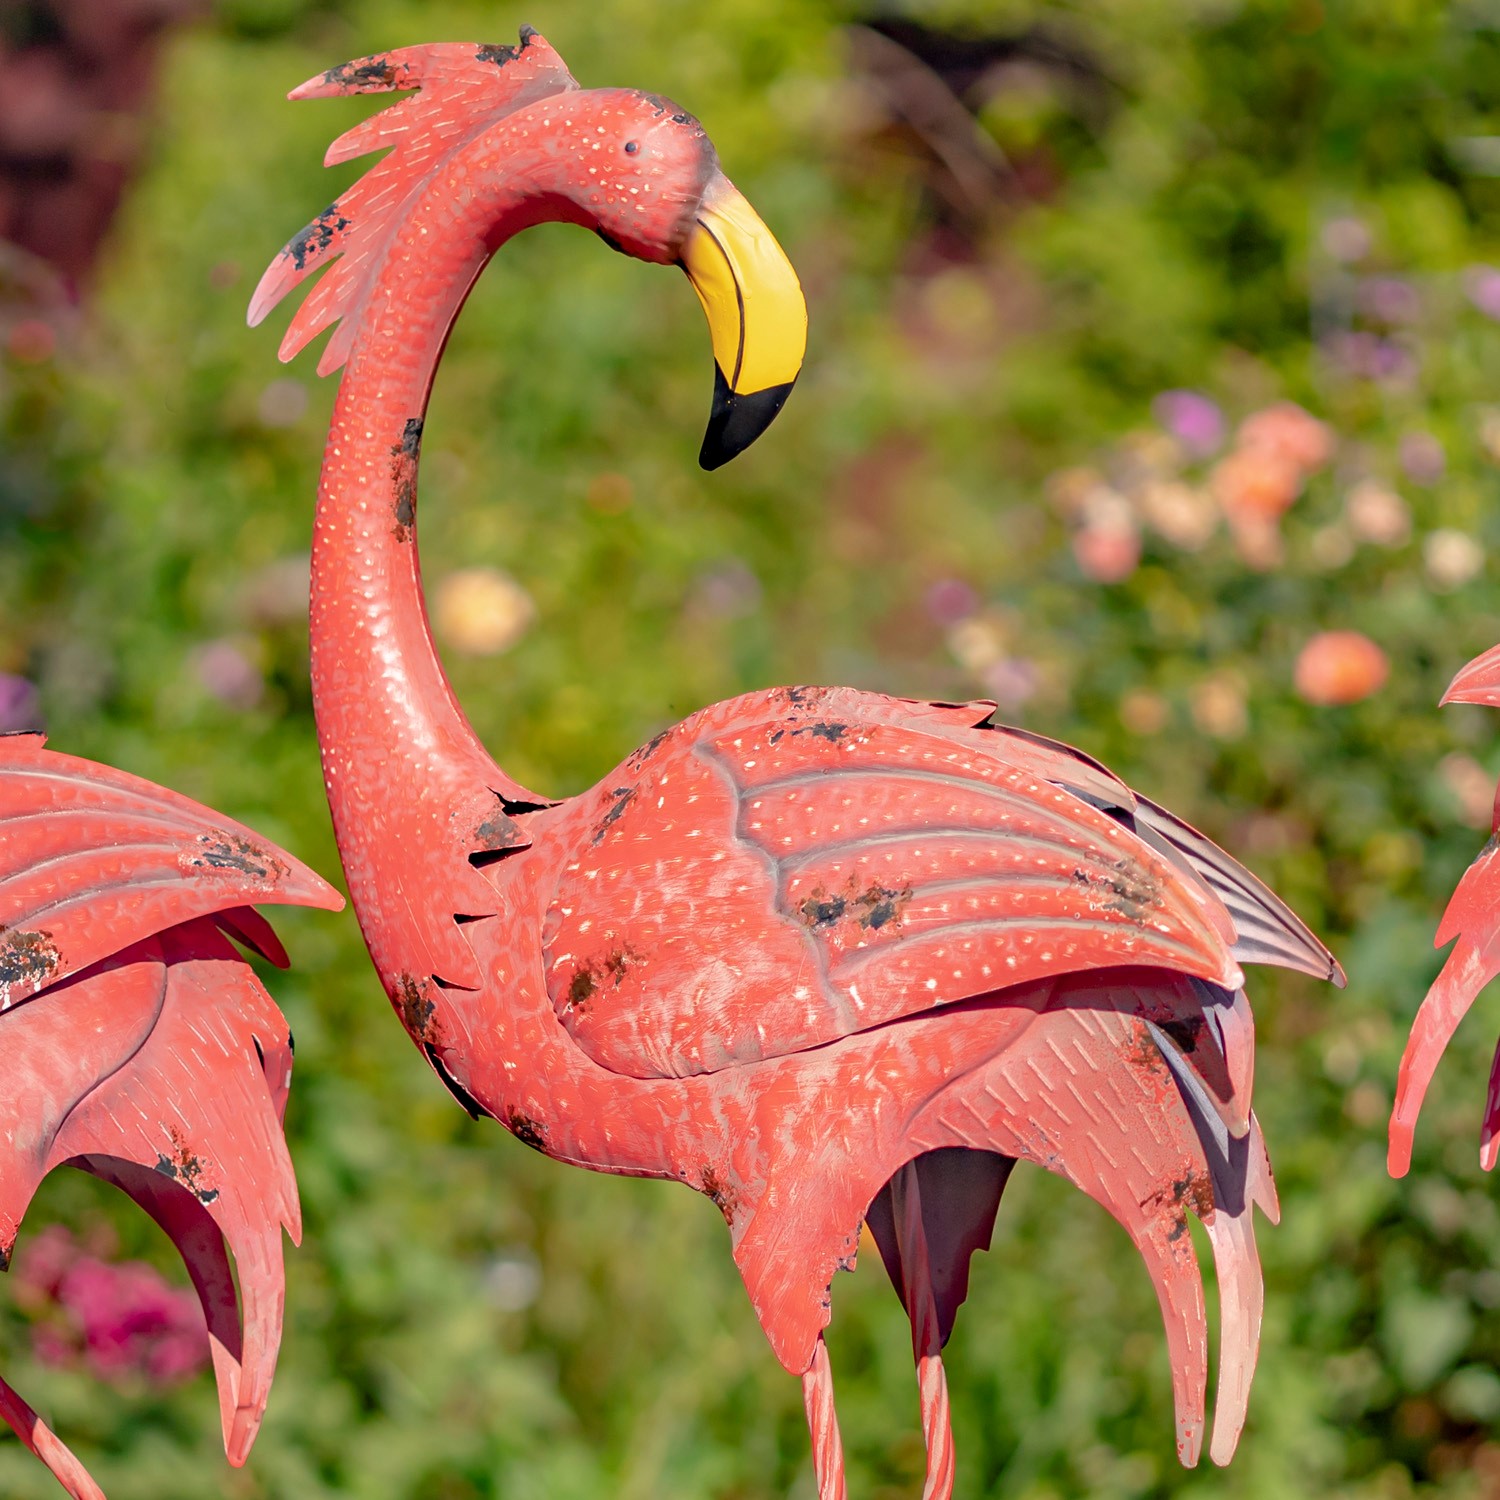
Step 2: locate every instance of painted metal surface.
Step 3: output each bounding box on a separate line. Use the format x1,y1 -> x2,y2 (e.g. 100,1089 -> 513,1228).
255,31 -> 1343,1497
0,733 -> 342,1499
1390,649 -> 1500,1176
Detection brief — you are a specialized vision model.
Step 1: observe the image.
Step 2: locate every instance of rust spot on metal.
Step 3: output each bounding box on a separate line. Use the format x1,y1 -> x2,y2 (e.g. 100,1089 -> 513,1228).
592,785 -> 636,844
0,1239 -> 9,1272
395,973 -> 437,1040
799,891 -> 847,927
284,203 -> 349,270
184,833 -> 288,882
0,927 -> 61,999
474,809 -> 524,852
475,29 -> 535,66
629,730 -> 671,769
701,1165 -> 739,1222
154,1129 -> 219,1205
390,418 -> 423,540
563,945 -> 641,1010
797,880 -> 911,932
322,56 -> 397,90
791,720 -> 848,744
504,1108 -> 547,1152
1072,861 -> 1161,923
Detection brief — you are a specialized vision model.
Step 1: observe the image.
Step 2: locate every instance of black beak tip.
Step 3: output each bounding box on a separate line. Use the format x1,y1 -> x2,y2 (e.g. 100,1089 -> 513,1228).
699,365 -> 797,471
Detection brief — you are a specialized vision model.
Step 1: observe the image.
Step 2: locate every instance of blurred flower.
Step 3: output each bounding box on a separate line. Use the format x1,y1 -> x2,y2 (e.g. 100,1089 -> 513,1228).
7,317 -> 55,363
688,561 -> 762,620
1072,514 -> 1140,583
1399,430 -> 1445,485
1136,479 -> 1216,551
1324,330 -> 1415,385
434,567 -> 535,655
1119,688 -> 1169,735
1191,671 -> 1249,739
924,577 -> 978,626
1309,523 -> 1354,571
1424,529 -> 1485,591
586,471 -> 633,514
1116,428 -> 1182,483
1465,264 -> 1500,320
946,617 -> 1005,674
1358,275 -> 1421,325
1438,752 -> 1496,829
257,378 -> 307,428
1044,466 -> 1101,522
1293,631 -> 1388,706
1321,216 -> 1371,263
1344,479 -> 1411,547
1211,446 -> 1302,522
1152,390 -> 1224,457
16,1227 -> 208,1387
1237,402 -> 1333,474
0,673 -> 42,732
192,638 -> 263,711
241,553 -> 311,627
483,1249 -> 542,1312
982,657 -> 1039,711
1478,407 -> 1500,465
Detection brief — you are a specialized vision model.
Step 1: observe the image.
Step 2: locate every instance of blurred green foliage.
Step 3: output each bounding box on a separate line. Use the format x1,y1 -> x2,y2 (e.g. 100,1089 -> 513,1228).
9,0 -> 1500,1496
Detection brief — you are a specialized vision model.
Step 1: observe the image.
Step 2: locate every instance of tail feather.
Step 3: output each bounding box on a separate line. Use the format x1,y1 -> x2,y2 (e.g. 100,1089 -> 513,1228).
248,31 -> 580,373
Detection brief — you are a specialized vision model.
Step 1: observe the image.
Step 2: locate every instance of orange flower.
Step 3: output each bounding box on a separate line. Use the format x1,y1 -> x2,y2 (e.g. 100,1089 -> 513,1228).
1238,401 -> 1333,474
1293,631 -> 1388,706
1211,446 -> 1302,523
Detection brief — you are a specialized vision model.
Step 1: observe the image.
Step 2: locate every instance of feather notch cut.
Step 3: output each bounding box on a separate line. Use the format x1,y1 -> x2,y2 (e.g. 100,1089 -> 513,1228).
248,30 -> 579,374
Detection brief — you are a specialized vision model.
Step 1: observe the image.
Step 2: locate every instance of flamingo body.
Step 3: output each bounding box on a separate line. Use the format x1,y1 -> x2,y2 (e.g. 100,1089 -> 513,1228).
252,32 -> 1342,1494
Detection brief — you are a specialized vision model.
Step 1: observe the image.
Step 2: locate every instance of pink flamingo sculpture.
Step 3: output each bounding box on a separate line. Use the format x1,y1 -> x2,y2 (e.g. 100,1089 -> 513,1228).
1391,645 -> 1500,1176
0,733 -> 341,1499
251,31 -> 1342,1497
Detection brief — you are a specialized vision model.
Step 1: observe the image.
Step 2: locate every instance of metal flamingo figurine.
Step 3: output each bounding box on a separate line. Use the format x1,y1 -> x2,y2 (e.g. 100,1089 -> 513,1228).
0,733 -> 341,1499
1390,644 -> 1500,1177
251,31 -> 1343,1496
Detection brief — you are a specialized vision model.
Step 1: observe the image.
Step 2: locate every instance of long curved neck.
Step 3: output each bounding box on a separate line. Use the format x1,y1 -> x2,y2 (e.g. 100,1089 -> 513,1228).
308,153 -> 586,985
310,194 -> 550,815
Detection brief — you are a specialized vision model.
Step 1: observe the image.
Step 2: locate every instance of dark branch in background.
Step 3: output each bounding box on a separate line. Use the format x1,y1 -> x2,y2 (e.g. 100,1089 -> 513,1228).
846,14 -> 1118,238
0,0 -> 201,303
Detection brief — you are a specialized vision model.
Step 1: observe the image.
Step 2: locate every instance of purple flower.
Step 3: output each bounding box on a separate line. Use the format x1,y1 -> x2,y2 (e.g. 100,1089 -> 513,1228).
1323,330 -> 1416,385
924,578 -> 979,627
1358,276 -> 1421,326
1321,216 -> 1371,264
0,674 -> 42,733
1399,431 -> 1446,486
1152,390 -> 1224,458
1466,265 -> 1500,321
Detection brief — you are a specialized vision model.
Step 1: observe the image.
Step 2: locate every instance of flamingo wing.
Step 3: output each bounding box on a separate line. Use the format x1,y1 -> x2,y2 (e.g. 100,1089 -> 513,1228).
0,735 -> 341,1498
542,688 -> 1251,1079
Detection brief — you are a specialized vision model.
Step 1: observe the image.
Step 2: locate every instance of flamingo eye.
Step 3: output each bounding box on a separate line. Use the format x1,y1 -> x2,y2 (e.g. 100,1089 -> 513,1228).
624,141 -> 640,155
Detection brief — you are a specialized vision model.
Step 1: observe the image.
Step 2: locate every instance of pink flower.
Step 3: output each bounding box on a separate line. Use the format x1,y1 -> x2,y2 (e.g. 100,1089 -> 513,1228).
1152,390 -> 1225,457
15,1226 -> 208,1387
1294,632 -> 1388,706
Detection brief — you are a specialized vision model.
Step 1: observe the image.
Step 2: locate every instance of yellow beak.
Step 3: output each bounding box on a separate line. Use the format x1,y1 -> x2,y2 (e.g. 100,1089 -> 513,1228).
681,174 -> 807,470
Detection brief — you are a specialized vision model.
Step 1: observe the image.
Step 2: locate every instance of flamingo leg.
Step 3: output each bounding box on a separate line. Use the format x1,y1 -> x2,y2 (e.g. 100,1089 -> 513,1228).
801,1334 -> 848,1500
891,1160 -> 956,1500
0,1372 -> 105,1500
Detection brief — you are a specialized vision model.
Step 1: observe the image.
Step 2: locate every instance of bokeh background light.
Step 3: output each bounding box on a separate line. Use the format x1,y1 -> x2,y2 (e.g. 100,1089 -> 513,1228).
6,1 -> 1500,1496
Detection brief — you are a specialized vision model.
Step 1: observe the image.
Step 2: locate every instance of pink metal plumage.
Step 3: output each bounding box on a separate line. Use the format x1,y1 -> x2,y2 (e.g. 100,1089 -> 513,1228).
1390,649 -> 1500,1176
0,733 -> 341,1498
253,31 -> 1341,1494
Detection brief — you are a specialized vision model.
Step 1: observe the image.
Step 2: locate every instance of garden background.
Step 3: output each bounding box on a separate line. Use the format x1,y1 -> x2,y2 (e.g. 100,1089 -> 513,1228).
4,1 -> 1500,1496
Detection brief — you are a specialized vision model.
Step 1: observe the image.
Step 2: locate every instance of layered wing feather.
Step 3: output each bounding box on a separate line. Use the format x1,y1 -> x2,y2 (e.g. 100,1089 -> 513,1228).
542,689 -> 1246,1079
0,735 -> 341,1497
0,733 -> 341,1010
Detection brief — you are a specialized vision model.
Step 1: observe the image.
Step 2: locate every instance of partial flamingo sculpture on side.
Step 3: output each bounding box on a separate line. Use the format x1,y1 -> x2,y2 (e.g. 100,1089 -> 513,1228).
251,31 -> 1343,1497
0,733 -> 341,1500
1390,645 -> 1500,1177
